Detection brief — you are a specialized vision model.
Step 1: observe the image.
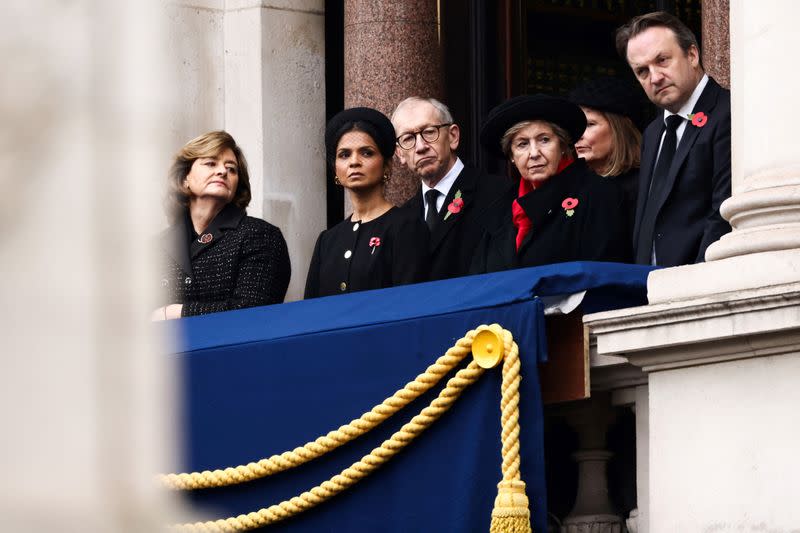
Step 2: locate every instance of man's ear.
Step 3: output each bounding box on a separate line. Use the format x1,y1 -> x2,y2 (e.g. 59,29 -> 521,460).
448,123 -> 461,152
394,145 -> 407,167
687,44 -> 700,69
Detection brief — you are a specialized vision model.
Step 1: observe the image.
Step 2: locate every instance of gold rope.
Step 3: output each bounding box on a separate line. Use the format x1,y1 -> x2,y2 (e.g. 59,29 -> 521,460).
169,324 -> 532,532
490,325 -> 532,533
161,330 -> 477,490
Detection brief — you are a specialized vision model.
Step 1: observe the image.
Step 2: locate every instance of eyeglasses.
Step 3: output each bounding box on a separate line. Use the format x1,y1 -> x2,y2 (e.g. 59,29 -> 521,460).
396,123 -> 453,150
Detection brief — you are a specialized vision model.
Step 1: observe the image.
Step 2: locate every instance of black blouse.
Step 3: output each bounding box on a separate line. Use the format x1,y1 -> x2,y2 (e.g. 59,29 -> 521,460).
159,204 -> 291,316
304,206 -> 430,298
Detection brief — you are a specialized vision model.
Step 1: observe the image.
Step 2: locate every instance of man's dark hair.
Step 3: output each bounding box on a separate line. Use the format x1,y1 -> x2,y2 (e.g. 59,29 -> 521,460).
615,11 -> 700,61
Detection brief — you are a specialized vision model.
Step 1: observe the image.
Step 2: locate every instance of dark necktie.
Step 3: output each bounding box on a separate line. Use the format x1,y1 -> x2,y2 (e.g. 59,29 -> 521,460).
425,189 -> 441,232
635,115 -> 684,264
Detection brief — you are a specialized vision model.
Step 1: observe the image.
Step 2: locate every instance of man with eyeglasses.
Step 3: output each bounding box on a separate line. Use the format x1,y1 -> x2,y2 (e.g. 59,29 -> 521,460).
391,97 -> 514,281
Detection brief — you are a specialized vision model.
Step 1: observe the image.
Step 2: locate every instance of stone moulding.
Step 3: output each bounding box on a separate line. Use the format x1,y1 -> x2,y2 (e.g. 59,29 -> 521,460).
583,283 -> 800,373
707,167 -> 800,261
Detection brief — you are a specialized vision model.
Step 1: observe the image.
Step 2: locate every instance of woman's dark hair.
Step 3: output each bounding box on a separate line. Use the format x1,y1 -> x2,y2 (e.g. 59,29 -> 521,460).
324,107 -> 396,170
164,130 -> 251,223
326,121 -> 392,169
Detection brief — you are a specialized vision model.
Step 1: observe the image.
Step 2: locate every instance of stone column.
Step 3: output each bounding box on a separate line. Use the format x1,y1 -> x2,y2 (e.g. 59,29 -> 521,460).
224,1 -> 327,301
704,0 -> 800,260
648,0 -> 800,303
702,0 -> 730,89
344,0 -> 443,205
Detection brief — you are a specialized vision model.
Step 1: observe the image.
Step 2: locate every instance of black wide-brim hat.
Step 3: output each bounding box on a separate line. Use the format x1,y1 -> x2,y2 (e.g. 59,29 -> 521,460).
568,76 -> 644,129
325,107 -> 396,162
480,94 -> 587,157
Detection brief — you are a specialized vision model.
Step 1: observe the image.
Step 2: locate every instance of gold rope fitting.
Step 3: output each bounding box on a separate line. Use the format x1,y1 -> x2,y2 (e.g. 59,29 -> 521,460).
472,325 -> 505,369
490,480 -> 532,533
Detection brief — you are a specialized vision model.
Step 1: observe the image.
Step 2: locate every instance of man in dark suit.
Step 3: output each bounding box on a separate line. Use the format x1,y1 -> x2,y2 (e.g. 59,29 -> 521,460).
391,97 -> 514,280
617,11 -> 731,267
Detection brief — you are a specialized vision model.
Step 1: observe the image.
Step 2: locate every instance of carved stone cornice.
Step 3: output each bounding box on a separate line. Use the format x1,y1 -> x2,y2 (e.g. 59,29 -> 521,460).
584,282 -> 800,373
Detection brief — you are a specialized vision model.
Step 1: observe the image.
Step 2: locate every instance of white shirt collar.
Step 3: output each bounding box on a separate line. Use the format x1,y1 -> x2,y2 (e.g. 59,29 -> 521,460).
421,157 -> 464,208
665,73 -> 709,122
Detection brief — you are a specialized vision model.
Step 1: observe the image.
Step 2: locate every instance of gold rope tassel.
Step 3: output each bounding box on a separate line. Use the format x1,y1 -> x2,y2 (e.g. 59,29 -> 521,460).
490,480 -> 531,533
476,326 -> 532,533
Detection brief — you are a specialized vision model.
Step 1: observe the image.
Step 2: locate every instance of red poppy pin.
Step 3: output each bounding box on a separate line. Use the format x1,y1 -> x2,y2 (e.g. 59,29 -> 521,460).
562,197 -> 579,217
443,190 -> 464,221
369,237 -> 381,254
688,111 -> 708,127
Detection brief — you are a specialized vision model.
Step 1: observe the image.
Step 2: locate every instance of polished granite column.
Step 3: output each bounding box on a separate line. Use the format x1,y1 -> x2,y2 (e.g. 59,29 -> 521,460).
702,0 -> 730,89
344,0 -> 443,205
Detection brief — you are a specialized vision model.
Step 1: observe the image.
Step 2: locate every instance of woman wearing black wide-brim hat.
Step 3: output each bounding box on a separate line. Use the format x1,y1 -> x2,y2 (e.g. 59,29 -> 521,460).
470,94 -> 631,273
304,107 -> 429,298
569,76 -> 644,236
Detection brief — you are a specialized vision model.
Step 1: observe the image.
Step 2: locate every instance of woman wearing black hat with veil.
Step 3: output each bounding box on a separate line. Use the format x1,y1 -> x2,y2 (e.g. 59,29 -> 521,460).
304,107 -> 429,298
471,94 -> 631,273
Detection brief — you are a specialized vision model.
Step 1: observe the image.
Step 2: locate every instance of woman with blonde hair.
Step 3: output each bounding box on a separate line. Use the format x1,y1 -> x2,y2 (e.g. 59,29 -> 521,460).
569,76 -> 643,227
154,130 -> 290,319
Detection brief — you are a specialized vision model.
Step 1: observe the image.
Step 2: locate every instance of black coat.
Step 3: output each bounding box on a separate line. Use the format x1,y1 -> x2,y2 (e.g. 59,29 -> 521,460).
471,159 -> 631,273
304,206 -> 429,299
612,167 -> 639,242
634,77 -> 732,266
404,165 -> 515,281
159,205 -> 291,316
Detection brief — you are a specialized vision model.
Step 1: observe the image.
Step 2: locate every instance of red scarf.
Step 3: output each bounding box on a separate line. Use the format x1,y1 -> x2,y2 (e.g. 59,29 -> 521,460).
512,156 -> 575,250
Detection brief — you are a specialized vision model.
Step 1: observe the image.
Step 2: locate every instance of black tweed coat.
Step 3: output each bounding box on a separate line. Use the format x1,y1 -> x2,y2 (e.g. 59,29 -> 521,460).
159,204 -> 291,316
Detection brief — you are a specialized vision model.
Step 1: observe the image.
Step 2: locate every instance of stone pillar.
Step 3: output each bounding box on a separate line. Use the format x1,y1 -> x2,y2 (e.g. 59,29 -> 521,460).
344,0 -> 443,205
647,0 -> 800,303
702,0 -> 730,89
1,0 -> 179,530
225,1 -> 327,301
703,0 -> 800,261
164,1 -> 226,151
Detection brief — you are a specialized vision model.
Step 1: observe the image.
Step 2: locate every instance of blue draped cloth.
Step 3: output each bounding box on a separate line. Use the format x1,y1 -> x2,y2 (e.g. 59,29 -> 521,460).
167,262 -> 654,532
